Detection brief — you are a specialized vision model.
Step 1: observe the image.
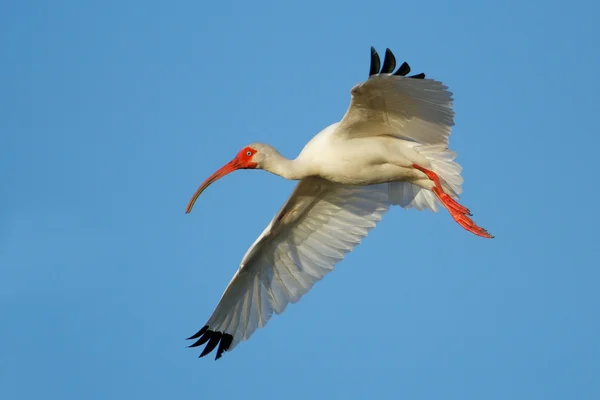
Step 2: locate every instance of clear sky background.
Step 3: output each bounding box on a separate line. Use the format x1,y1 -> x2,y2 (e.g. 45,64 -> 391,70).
2,0 -> 599,399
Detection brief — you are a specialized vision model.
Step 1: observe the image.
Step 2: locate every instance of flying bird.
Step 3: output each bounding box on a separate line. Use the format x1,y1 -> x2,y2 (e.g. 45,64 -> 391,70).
185,47 -> 493,360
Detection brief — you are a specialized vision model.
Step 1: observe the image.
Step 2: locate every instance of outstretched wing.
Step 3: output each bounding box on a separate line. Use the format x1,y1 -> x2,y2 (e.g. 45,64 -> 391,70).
187,177 -> 390,359
336,47 -> 455,146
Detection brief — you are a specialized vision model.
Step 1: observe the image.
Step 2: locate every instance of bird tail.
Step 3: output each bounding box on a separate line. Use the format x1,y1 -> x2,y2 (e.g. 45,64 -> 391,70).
388,145 -> 464,212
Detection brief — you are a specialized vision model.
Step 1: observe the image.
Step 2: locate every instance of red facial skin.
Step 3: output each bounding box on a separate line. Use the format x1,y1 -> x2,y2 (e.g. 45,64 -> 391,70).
185,146 -> 258,213
234,146 -> 258,169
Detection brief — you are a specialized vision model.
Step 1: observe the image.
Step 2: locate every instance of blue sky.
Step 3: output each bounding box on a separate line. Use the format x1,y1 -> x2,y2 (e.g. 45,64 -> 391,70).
2,0 -> 599,398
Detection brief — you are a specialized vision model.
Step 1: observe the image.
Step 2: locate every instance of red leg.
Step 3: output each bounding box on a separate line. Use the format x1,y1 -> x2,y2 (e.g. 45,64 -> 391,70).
433,187 -> 472,216
413,164 -> 493,239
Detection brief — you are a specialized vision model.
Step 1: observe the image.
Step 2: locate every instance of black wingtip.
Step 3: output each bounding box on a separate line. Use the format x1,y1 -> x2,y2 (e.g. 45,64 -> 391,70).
188,330 -> 211,348
381,48 -> 396,74
369,47 -> 381,76
215,334 -> 233,360
409,72 -> 426,79
394,61 -> 411,76
186,325 -> 208,341
187,326 -> 234,360
369,47 -> 426,79
200,333 -> 222,358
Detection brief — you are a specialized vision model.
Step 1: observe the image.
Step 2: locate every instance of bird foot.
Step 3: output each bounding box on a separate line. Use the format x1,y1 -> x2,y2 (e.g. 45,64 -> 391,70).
444,201 -> 494,238
433,188 -> 472,216
413,164 -> 493,239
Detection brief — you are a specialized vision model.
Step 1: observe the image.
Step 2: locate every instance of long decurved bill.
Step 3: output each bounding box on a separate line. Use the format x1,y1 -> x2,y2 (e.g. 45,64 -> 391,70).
185,160 -> 239,214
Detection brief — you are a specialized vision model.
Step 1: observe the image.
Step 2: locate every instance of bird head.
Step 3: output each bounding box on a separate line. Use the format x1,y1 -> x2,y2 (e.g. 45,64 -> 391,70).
185,143 -> 277,213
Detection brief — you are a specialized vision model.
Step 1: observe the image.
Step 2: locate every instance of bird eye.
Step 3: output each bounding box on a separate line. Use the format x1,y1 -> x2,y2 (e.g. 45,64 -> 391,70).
246,151 -> 252,157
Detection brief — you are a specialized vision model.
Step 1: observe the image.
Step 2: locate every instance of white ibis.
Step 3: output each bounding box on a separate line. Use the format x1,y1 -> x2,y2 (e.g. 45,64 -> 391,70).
185,47 -> 493,360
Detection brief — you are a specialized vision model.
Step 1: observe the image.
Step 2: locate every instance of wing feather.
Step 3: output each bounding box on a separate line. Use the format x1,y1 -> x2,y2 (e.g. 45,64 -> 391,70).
337,68 -> 455,146
188,177 -> 390,359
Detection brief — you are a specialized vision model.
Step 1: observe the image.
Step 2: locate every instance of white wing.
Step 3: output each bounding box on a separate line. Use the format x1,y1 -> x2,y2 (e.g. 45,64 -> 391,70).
336,48 -> 455,146
187,177 -> 390,359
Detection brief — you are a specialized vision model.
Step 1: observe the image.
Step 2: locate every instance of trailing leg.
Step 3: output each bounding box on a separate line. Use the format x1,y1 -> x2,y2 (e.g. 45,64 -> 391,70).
413,163 -> 493,239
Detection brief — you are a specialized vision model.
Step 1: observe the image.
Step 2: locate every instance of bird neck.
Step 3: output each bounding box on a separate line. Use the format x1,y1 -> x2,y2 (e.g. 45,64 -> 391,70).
264,153 -> 308,180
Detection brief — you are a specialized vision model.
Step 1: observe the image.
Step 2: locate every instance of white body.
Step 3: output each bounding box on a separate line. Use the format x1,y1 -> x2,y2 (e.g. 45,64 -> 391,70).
296,123 -> 433,186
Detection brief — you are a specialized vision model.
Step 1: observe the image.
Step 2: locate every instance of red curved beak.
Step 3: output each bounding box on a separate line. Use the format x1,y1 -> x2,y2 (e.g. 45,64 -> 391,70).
185,159 -> 239,214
